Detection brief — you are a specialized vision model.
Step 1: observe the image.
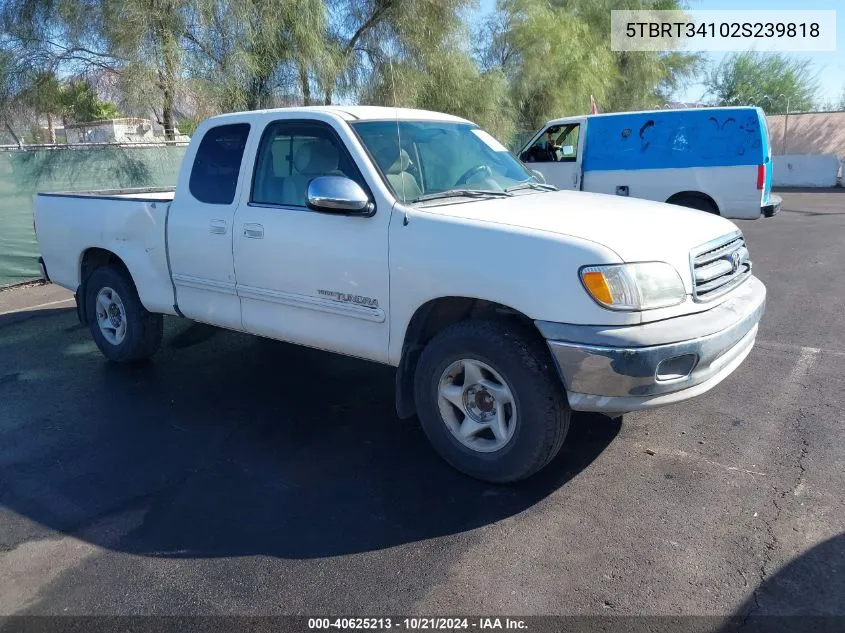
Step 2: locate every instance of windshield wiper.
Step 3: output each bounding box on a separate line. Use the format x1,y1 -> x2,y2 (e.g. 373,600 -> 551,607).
504,180 -> 558,193
410,189 -> 513,203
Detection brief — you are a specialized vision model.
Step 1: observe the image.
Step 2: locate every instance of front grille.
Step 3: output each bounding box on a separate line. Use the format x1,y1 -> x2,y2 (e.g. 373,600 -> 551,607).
690,232 -> 752,301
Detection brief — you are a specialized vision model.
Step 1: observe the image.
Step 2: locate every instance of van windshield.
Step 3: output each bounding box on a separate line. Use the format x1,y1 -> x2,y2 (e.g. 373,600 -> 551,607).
350,120 -> 540,203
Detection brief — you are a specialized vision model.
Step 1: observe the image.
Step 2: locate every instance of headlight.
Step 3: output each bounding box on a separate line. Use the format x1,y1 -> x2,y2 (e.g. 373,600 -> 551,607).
580,262 -> 686,311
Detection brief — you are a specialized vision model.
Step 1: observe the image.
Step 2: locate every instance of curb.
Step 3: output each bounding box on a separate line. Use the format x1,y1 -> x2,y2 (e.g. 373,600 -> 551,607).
0,278 -> 47,293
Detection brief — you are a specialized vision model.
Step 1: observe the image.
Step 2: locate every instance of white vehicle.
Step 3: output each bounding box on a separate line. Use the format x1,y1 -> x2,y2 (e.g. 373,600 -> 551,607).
519,107 -> 781,220
34,106 -> 766,483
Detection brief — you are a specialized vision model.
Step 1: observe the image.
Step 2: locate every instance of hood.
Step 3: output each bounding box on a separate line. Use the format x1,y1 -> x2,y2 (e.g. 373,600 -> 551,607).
419,189 -> 741,291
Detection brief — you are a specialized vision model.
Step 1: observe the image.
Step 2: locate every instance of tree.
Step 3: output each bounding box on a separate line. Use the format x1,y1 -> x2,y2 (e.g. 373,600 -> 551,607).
319,0 -> 476,105
476,0 -> 701,134
19,70 -> 63,142
60,80 -> 120,122
183,0 -> 324,111
0,0 -> 714,146
0,48 -> 28,146
18,73 -> 119,142
366,47 -> 514,142
704,52 -> 818,114
0,0 -> 169,135
98,0 -> 187,140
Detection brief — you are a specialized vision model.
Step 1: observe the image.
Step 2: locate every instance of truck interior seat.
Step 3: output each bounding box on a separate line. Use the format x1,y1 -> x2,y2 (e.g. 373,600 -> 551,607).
255,142 -> 287,204
283,140 -> 344,207
376,147 -> 421,201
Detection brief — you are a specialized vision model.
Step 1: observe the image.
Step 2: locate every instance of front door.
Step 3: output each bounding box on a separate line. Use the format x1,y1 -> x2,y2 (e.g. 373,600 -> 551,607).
232,117 -> 391,363
520,121 -> 584,190
168,122 -> 251,331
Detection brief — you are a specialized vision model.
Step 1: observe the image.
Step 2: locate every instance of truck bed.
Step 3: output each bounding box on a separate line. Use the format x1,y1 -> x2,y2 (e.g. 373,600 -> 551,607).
34,188 -> 177,316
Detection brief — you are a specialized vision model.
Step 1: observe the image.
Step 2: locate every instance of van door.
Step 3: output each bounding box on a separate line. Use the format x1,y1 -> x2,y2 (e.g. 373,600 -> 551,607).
519,120 -> 585,190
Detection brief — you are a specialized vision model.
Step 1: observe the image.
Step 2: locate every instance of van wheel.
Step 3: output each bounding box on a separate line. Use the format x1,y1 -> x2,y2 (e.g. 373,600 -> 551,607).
671,195 -> 718,214
85,265 -> 163,362
414,320 -> 570,483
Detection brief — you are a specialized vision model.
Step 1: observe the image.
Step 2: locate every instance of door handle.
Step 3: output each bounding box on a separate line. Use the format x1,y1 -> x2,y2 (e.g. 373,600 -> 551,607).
209,219 -> 227,235
243,223 -> 264,239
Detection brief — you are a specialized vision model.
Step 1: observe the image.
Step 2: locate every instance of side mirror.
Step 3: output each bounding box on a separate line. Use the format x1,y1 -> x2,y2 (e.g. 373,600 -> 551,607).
530,169 -> 546,184
306,176 -> 373,215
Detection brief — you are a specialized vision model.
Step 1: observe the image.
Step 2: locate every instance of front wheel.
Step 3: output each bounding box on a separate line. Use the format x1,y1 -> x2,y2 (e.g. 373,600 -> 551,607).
86,265 -> 163,362
414,320 -> 570,483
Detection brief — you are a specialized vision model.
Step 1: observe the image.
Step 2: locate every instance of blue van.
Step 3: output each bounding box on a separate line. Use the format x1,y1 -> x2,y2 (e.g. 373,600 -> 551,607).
520,107 -> 780,219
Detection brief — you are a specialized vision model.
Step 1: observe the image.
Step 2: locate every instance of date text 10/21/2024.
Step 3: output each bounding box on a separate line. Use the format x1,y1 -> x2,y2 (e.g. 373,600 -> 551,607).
307,618 -> 529,630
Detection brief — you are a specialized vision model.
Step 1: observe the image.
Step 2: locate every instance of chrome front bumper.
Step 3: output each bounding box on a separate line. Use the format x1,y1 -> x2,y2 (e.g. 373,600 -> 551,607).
537,276 -> 766,414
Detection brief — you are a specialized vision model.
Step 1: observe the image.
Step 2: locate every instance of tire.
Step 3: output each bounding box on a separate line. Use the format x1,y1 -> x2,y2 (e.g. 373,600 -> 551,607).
671,195 -> 718,214
414,319 -> 570,483
85,265 -> 163,363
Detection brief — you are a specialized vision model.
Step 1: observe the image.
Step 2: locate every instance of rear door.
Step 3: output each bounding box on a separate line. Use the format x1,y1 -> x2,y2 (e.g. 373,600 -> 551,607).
758,108 -> 773,207
519,120 -> 585,190
167,121 -> 251,330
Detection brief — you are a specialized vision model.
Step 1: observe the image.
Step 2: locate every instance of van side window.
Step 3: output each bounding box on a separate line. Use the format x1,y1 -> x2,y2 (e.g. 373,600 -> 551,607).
189,123 -> 250,205
251,121 -> 366,208
557,124 -> 579,161
521,123 -> 579,163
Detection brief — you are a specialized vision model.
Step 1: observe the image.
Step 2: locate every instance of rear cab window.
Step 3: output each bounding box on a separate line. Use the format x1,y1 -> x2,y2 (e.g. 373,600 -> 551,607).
189,123 -> 251,205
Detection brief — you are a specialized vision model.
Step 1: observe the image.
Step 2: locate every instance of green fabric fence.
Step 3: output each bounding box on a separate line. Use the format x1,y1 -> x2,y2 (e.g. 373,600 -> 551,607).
0,144 -> 187,287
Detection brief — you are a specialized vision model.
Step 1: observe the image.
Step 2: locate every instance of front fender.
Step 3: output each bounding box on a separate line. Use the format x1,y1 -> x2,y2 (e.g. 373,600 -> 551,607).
387,209 -> 624,365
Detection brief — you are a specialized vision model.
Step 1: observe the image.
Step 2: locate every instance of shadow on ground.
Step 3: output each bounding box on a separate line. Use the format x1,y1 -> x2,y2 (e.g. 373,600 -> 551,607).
0,318 -> 620,560
0,306 -> 75,328
721,532 -> 845,632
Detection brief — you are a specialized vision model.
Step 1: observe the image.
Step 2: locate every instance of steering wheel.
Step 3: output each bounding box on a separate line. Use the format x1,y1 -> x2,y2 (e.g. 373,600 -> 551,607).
455,164 -> 492,187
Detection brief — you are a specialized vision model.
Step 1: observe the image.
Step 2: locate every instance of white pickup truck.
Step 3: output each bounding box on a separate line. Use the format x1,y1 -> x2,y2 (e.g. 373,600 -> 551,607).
35,106 -> 766,483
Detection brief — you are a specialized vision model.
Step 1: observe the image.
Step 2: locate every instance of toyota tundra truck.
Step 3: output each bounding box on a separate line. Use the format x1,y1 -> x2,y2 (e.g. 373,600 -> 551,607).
34,106 -> 766,483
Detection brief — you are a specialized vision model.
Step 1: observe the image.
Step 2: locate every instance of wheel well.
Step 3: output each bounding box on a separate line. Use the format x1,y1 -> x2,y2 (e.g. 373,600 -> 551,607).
666,191 -> 719,214
395,297 -> 539,419
77,248 -> 129,323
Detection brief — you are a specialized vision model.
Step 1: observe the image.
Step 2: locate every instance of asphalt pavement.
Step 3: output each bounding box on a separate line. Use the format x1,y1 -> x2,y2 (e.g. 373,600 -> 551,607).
0,190 -> 843,627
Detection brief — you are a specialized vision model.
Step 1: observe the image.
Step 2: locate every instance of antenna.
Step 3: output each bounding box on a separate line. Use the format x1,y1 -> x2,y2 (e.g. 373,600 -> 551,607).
388,57 -> 409,225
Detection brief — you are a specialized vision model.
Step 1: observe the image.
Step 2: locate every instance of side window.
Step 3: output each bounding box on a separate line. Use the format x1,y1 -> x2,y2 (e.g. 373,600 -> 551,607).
189,123 -> 250,204
557,124 -> 579,161
520,125 -> 560,163
251,121 -> 365,208
520,124 -> 579,163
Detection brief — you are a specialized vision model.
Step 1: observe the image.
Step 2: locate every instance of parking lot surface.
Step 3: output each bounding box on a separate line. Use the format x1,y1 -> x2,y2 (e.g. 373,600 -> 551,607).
1,191 -> 843,622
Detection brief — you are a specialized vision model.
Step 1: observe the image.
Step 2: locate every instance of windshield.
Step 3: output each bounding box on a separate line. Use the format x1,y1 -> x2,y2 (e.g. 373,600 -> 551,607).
350,120 -> 537,203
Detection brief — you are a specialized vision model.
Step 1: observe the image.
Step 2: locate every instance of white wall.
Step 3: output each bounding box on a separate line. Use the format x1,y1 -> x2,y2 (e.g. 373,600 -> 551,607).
773,155 -> 840,188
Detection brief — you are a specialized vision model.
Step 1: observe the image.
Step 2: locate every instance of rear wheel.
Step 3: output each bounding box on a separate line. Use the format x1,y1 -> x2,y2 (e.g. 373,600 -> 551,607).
670,194 -> 718,214
414,320 -> 570,483
86,265 -> 163,362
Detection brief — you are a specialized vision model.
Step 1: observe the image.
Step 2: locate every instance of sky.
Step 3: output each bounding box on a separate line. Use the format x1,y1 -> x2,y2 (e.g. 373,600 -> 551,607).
473,0 -> 843,110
